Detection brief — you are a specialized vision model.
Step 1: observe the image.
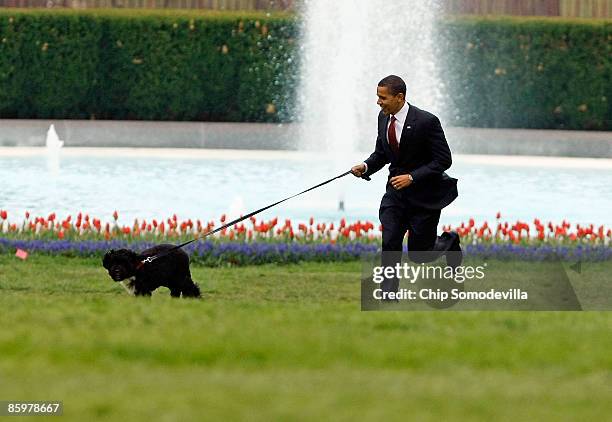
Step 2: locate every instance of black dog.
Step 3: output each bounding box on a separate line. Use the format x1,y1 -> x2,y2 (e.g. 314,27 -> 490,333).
102,244 -> 201,298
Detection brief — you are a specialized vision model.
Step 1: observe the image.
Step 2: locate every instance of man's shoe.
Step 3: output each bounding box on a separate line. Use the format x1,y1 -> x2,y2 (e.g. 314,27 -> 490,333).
434,231 -> 455,252
445,231 -> 463,268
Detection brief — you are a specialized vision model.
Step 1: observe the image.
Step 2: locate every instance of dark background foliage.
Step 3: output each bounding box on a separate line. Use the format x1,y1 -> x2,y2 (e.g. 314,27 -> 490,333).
0,10 -> 609,129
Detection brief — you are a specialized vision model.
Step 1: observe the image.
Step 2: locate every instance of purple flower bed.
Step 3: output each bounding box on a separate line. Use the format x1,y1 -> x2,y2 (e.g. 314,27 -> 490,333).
0,238 -> 378,265
465,243 -> 612,262
1,238 -> 610,265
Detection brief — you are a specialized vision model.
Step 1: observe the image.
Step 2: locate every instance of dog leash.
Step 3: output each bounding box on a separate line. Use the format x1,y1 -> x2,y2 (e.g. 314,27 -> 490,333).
138,169 -> 370,267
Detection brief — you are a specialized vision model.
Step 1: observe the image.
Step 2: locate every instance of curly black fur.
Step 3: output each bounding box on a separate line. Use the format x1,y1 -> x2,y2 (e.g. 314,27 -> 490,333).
102,244 -> 201,298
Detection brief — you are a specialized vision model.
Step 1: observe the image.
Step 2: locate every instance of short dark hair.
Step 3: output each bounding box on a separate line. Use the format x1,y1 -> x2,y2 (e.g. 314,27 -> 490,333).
378,75 -> 406,96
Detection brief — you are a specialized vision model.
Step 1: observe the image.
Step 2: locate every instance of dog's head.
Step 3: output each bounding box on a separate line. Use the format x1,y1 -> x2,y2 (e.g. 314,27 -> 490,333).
102,249 -> 141,282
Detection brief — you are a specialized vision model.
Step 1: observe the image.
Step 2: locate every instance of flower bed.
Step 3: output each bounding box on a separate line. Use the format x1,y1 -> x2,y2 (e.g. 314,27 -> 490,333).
0,238 -> 608,265
0,210 -> 610,264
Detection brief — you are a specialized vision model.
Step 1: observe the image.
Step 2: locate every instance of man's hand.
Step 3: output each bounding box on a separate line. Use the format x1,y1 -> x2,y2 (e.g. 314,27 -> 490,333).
390,174 -> 413,190
351,163 -> 366,178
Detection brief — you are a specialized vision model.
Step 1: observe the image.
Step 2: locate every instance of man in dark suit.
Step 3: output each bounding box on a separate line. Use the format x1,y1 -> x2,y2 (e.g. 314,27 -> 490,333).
351,75 -> 461,294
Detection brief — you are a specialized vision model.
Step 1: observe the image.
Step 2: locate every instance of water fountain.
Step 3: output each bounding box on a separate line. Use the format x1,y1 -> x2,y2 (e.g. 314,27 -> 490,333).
45,124 -> 64,149
297,0 -> 444,214
45,123 -> 64,174
298,0 -> 444,153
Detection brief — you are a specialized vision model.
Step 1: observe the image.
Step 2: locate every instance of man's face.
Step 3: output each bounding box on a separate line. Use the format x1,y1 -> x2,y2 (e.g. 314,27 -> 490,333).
377,85 -> 404,116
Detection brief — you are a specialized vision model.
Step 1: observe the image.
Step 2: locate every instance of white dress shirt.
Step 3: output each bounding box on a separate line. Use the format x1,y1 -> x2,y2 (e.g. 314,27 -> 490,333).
387,101 -> 409,146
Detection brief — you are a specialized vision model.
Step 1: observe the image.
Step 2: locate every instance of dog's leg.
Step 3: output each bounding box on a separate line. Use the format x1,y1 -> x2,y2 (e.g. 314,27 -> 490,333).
170,288 -> 181,298
181,274 -> 201,298
134,289 -> 152,297
118,280 -> 135,296
132,277 -> 152,297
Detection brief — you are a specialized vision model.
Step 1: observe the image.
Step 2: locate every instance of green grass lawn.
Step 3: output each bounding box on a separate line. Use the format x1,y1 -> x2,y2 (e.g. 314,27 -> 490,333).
0,255 -> 610,421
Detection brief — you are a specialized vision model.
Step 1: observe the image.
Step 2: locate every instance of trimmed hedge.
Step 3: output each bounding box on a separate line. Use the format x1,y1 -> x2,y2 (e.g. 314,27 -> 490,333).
0,10 -> 609,129
0,9 -> 298,122
0,11 -> 102,119
440,16 -> 611,130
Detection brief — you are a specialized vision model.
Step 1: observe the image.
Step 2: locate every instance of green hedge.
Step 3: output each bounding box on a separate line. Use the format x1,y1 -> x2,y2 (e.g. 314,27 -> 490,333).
0,9 -> 298,122
0,11 -> 102,119
440,16 -> 611,130
0,10 -> 609,129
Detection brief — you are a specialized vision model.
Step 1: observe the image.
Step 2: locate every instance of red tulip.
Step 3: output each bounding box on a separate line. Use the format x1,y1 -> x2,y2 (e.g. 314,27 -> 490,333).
220,214 -> 226,223
1,210 -> 8,220
58,230 -> 65,239
113,210 -> 118,220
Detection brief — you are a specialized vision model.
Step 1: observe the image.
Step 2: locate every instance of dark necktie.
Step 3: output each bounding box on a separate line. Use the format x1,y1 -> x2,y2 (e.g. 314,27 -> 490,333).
388,116 -> 399,155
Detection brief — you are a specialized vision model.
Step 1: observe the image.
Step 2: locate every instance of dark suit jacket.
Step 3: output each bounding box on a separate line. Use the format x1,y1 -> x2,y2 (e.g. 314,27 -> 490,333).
364,104 -> 458,210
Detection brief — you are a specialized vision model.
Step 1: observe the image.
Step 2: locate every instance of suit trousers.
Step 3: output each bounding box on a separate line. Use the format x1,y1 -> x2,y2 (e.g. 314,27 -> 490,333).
379,189 -> 445,293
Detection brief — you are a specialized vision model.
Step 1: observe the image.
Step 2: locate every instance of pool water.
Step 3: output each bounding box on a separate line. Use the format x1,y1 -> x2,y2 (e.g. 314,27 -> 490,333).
1,149 -> 611,227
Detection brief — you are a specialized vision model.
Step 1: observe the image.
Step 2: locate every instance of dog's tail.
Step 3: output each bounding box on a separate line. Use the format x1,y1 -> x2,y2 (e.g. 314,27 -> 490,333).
182,277 -> 201,299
